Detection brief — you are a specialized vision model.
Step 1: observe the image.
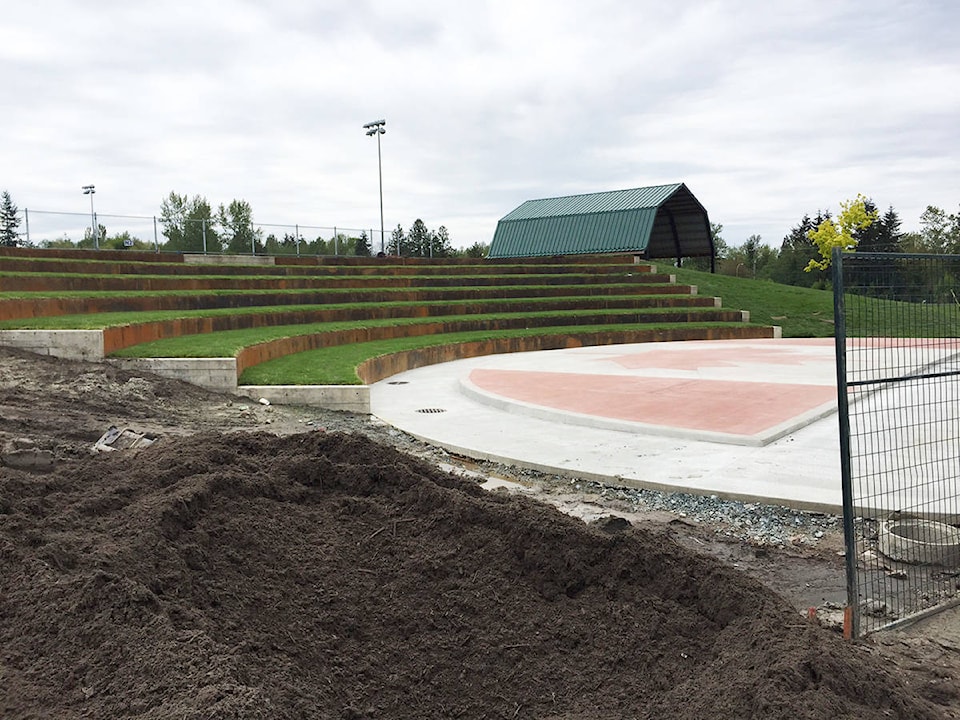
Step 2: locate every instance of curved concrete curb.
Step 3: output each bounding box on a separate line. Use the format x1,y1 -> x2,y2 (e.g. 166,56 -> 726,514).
458,374 -> 837,448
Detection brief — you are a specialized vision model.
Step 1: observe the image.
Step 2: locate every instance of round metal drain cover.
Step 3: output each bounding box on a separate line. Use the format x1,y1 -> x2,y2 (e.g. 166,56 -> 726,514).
387,381 -> 409,385
416,408 -> 447,414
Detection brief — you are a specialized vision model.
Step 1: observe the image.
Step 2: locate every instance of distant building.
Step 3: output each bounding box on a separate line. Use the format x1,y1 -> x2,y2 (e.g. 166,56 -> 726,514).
489,183 -> 715,269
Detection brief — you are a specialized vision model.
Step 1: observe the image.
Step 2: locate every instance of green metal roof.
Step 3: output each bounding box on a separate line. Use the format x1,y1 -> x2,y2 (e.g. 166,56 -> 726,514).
489,183 -> 713,261
498,184 -> 682,222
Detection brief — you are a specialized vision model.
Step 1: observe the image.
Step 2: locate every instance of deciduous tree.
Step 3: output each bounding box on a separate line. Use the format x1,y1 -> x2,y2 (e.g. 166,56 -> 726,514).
804,194 -> 877,271
160,192 -> 219,252
461,241 -> 489,258
219,199 -> 262,255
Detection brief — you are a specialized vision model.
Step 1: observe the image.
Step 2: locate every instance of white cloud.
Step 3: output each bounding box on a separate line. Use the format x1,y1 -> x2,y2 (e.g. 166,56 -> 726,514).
2,0 -> 958,248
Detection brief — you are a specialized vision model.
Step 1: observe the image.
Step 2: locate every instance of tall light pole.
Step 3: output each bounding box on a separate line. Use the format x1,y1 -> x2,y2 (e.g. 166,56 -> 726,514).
82,185 -> 97,250
363,119 -> 386,254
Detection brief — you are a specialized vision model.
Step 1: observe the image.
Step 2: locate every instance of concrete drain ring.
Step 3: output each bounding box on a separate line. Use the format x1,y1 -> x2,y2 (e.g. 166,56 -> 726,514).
878,519 -> 960,567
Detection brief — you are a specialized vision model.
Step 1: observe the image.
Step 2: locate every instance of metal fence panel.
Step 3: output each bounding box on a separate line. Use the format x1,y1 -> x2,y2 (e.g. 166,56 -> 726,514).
834,250 -> 960,636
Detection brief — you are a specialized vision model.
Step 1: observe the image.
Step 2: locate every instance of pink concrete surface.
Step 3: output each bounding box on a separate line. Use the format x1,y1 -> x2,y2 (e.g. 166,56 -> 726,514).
468,369 -> 837,436
599,342 -> 833,371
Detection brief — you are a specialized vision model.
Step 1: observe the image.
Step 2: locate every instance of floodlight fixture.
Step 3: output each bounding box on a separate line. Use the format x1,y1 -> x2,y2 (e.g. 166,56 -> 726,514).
81,184 -> 98,250
363,119 -> 387,254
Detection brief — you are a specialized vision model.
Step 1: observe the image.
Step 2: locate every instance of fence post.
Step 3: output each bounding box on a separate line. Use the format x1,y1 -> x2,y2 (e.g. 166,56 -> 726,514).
832,247 -> 858,639
153,217 -> 159,253
334,226 -> 338,256
296,224 -> 300,256
24,209 -> 30,245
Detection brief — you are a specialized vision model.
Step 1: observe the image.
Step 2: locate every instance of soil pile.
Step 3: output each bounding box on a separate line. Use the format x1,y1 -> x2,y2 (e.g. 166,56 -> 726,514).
0,430 -> 946,719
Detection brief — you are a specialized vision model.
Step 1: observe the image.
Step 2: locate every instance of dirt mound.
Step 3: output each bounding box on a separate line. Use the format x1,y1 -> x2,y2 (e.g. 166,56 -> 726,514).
0,431 -> 944,719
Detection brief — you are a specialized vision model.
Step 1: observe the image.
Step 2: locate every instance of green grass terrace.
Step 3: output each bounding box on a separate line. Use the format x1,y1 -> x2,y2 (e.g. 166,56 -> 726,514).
0,247 -> 785,390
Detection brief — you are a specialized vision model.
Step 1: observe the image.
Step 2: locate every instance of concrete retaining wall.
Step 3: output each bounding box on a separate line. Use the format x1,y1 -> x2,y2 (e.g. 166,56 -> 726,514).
0,330 -> 105,361
105,357 -> 373,412
183,254 -> 276,266
236,385 -> 370,414
108,357 -> 240,393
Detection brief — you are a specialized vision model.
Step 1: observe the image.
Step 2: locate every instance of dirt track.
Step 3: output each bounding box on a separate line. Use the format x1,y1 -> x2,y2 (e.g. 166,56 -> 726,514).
1,347 -> 959,718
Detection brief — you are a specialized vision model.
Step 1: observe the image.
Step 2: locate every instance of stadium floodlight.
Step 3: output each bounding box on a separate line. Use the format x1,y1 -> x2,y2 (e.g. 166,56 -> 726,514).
363,119 -> 387,254
82,185 -> 97,250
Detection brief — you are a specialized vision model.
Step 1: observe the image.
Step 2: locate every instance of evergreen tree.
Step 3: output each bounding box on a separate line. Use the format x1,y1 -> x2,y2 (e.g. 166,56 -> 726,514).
408,218 -> 430,257
853,201 -> 903,254
354,230 -> 372,256
0,190 -> 22,246
433,225 -> 453,257
770,212 -> 830,288
280,232 -> 301,255
390,224 -> 405,256
264,233 -> 281,255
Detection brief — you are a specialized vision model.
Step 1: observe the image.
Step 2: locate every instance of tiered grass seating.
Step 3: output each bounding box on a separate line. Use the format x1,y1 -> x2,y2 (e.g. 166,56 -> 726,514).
0,247 -> 776,386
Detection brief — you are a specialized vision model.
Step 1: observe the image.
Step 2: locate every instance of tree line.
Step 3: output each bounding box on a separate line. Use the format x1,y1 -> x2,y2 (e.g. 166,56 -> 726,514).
4,187 -> 954,275
688,198 -> 960,290
158,192 -> 375,256
0,189 -> 484,258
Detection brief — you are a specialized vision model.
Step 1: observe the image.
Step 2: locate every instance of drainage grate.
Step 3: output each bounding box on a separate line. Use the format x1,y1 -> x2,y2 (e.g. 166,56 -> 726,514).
387,381 -> 409,385
416,408 -> 447,414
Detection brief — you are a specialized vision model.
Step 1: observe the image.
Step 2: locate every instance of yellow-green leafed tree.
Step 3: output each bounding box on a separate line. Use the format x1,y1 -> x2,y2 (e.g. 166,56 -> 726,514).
804,194 -> 879,272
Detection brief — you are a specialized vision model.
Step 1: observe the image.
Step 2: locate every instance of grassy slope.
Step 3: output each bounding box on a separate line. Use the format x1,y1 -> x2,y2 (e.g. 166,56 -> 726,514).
669,266 -> 836,338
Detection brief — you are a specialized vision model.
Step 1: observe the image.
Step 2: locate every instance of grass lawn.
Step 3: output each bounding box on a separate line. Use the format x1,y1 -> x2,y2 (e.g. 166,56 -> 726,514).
0,294 -> 691,330
671,267 -> 959,338
670,267 -> 836,337
237,322 -> 750,385
111,314 -> 743,359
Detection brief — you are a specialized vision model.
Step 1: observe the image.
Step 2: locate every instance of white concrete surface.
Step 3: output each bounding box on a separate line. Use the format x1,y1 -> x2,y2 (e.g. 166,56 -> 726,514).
371,340 -> 846,513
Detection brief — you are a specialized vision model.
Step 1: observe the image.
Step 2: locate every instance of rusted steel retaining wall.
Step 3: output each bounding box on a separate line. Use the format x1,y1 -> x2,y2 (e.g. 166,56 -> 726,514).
101,306 -> 737,355
0,284 -> 698,322
355,326 -> 778,384
0,272 -> 673,294
232,315 -> 754,380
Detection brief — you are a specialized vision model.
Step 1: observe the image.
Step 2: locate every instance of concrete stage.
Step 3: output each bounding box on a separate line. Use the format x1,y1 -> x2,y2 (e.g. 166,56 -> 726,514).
371,338 -> 845,513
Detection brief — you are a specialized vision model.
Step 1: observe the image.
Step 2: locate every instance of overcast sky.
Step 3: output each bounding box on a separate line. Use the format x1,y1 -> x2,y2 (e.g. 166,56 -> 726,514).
3,0 -> 958,250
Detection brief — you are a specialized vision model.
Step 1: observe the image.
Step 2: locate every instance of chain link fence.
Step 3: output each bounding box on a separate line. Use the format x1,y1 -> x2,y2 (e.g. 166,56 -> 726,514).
16,209 -> 375,256
834,250 -> 960,637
